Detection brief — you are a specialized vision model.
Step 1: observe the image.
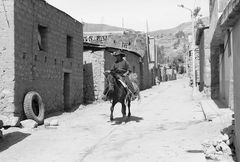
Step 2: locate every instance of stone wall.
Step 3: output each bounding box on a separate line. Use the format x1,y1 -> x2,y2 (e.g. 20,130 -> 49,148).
0,0 -> 15,123
0,0 -> 83,124
83,50 -> 105,102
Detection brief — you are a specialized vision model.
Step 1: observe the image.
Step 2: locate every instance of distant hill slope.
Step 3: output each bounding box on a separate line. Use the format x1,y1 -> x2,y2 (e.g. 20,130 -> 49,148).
150,22 -> 192,36
150,17 -> 209,61
83,23 -> 124,32
150,17 -> 209,36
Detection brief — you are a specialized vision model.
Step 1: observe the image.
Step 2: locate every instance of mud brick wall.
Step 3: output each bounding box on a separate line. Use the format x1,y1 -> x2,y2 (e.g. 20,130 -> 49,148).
0,0 -> 83,124
0,0 -> 15,121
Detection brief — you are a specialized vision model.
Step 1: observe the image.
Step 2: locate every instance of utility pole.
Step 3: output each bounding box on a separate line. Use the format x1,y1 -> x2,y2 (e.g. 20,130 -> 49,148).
191,14 -> 196,93
177,4 -> 197,95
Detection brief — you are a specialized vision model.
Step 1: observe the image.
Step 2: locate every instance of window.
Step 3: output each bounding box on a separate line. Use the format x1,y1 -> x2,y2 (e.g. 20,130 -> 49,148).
38,25 -> 48,51
67,35 -> 73,58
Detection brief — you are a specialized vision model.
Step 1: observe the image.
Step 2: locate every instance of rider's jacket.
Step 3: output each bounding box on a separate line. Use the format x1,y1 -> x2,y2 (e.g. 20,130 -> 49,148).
111,59 -> 130,76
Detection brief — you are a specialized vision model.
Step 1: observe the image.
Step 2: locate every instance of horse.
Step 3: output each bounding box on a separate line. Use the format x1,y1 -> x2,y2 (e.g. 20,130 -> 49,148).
103,70 -> 133,121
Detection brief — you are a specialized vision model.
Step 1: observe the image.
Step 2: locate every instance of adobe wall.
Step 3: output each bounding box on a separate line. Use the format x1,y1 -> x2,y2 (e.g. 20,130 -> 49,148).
0,0 -> 84,124
14,0 -> 83,115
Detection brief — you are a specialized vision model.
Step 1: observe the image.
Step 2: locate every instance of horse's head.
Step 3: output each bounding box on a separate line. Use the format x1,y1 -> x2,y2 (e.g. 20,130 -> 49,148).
103,70 -> 117,98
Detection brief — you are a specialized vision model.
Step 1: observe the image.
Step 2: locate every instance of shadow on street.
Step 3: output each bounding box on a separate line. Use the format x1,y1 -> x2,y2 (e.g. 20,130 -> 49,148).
0,131 -> 31,152
111,116 -> 144,125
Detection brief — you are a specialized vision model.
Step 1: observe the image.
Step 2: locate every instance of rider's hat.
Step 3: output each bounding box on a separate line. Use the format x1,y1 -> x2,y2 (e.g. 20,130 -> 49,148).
113,50 -> 125,57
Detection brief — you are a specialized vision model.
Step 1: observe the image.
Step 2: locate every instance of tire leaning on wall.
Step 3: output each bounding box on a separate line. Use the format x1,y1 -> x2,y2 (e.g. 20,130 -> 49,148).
23,91 -> 45,124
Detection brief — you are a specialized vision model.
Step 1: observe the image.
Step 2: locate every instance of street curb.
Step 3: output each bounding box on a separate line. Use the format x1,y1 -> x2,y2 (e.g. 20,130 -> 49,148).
199,99 -> 233,121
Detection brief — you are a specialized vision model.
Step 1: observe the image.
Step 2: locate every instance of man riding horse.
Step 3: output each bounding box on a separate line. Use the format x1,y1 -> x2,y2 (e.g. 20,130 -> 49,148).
102,50 -> 137,101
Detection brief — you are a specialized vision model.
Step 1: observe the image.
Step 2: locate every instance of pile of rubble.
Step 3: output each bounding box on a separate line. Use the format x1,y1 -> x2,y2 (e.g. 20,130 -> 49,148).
202,125 -> 235,160
20,119 -> 59,129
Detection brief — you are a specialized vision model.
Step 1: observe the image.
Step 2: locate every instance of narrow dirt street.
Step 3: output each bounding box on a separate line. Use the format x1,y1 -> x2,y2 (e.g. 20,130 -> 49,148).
0,78 -> 231,162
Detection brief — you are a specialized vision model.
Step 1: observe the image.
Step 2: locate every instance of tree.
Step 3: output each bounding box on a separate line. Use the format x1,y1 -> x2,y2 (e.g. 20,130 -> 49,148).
193,7 -> 201,17
175,31 -> 186,39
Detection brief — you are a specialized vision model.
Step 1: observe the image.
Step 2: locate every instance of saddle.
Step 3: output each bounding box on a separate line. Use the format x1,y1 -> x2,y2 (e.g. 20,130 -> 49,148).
117,74 -> 139,101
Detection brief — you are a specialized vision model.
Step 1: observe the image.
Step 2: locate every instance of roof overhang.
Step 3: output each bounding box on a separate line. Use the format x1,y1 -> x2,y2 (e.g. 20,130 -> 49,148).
83,42 -> 142,58
221,0 -> 240,29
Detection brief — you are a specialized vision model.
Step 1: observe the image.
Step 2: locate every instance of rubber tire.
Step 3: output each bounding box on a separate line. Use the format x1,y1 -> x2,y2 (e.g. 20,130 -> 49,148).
23,91 -> 45,124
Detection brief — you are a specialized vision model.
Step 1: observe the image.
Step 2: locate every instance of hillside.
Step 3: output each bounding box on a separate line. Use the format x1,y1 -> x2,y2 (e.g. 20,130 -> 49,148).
151,17 -> 209,63
83,23 -> 124,32
150,17 -> 209,36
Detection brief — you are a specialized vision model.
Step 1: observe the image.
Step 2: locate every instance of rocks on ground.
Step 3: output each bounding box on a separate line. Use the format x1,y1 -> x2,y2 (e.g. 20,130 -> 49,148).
44,119 -> 59,128
20,119 -> 38,129
202,125 -> 235,161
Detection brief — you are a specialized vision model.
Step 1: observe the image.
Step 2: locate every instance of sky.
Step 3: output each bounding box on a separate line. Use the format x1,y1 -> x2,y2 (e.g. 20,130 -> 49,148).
46,0 -> 209,32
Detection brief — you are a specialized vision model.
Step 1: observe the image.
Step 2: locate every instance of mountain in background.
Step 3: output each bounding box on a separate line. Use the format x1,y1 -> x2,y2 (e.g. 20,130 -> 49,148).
83,23 -> 124,32
149,17 -> 209,36
150,17 -> 209,64
83,17 -> 209,34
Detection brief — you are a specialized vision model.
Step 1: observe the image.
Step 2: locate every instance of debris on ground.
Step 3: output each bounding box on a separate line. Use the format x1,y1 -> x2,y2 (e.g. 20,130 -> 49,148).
20,119 -> 38,129
44,120 -> 50,126
202,124 -> 235,161
50,119 -> 59,126
43,119 -> 59,129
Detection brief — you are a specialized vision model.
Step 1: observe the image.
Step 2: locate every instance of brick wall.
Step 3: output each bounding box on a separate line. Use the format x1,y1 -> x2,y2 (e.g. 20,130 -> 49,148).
15,0 -> 83,114
0,0 -> 83,124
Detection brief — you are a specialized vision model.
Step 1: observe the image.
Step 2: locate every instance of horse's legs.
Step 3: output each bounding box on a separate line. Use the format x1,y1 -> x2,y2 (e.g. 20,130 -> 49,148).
110,102 -> 116,121
127,98 -> 131,117
121,102 -> 126,118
